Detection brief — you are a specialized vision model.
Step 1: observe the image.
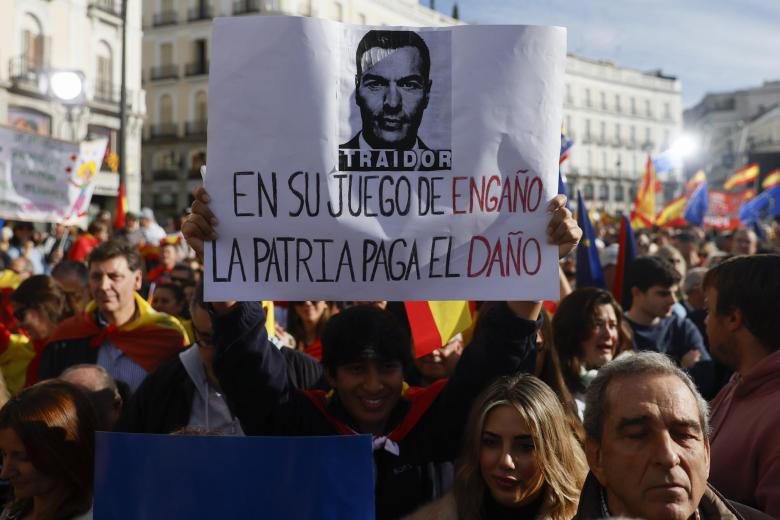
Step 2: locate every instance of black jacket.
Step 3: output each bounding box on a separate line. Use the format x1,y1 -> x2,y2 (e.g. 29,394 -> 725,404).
573,472 -> 773,520
212,301 -> 538,520
117,346 -> 325,434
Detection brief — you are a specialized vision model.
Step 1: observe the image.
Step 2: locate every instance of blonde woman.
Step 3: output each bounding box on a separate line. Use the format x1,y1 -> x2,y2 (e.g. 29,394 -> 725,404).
405,374 -> 587,520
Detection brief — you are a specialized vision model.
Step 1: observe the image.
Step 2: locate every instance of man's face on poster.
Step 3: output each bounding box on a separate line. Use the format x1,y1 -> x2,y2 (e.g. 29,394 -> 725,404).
356,46 -> 431,149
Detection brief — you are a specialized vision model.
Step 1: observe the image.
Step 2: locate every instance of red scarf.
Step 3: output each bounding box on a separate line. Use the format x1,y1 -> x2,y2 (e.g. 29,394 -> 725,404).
302,379 -> 447,442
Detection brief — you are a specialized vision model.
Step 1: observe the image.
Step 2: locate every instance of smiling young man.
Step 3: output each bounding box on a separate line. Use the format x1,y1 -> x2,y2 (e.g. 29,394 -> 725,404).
574,352 -> 771,520
182,187 -> 582,519
624,256 -> 715,398
39,240 -> 188,391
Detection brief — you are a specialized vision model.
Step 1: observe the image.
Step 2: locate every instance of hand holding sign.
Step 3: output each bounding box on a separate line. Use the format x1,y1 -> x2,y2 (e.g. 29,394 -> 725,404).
546,194 -> 582,259
182,185 -> 217,262
204,18 -> 567,302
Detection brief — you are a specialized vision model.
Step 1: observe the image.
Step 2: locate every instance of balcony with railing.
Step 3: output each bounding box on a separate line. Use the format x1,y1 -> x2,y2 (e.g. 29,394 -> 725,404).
149,123 -> 179,139
185,120 -> 207,137
188,4 -> 213,21
150,64 -> 179,81
153,10 -> 178,26
93,81 -> 120,104
233,0 -> 261,15
8,45 -> 50,89
185,61 -> 209,77
152,169 -> 180,181
89,0 -> 121,17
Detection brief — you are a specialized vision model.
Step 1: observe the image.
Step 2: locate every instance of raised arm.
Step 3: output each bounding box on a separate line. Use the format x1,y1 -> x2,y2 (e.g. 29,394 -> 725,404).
183,186 -> 294,434
411,195 -> 581,457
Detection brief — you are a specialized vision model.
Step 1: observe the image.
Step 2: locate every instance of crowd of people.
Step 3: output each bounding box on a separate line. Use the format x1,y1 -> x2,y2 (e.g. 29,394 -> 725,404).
0,190 -> 777,519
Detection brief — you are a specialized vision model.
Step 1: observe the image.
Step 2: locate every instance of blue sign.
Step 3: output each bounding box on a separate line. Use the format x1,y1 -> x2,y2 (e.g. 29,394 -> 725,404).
95,433 -> 375,519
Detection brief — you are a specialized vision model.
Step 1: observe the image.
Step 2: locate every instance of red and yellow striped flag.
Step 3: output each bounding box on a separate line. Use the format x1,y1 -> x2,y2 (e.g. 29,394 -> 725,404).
113,183 -> 128,230
655,196 -> 687,228
630,156 -> 656,229
762,169 -> 780,190
723,164 -> 759,190
404,301 -> 473,358
685,170 -> 706,192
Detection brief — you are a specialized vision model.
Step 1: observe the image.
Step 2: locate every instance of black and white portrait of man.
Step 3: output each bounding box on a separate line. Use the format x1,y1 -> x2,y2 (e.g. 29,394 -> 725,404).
339,29 -> 451,172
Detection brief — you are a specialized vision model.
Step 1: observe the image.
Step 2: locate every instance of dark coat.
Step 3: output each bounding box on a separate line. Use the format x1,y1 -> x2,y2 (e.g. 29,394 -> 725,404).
211,301 -> 538,520
116,346 -> 325,434
572,472 -> 773,520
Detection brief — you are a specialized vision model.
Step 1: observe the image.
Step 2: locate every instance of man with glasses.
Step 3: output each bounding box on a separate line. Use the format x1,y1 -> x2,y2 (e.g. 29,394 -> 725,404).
117,282 -> 324,434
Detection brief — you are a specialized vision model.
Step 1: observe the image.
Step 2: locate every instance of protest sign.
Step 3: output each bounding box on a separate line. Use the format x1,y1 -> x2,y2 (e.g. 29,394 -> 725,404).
94,432 -> 375,519
205,17 -> 566,301
0,125 -> 107,223
704,190 -> 745,230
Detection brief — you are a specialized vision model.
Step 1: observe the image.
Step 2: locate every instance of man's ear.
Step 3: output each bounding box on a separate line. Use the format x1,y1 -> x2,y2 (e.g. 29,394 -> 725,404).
725,305 -> 742,332
133,270 -> 142,291
585,437 -> 606,484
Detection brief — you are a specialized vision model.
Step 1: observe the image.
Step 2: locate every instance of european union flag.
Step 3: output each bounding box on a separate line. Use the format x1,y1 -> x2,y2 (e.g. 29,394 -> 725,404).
575,191 -> 606,289
740,184 -> 780,224
684,180 -> 709,226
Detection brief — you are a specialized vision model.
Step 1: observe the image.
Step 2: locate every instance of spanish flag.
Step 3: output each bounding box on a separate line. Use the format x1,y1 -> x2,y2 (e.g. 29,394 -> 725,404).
762,169 -> 780,190
630,156 -> 656,229
404,301 -> 472,358
685,170 -> 706,193
723,164 -> 759,190
48,293 -> 188,373
655,196 -> 688,228
113,182 -> 128,230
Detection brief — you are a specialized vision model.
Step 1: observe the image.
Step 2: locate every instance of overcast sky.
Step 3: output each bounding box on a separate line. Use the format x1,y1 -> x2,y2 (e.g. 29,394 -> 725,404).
431,0 -> 780,108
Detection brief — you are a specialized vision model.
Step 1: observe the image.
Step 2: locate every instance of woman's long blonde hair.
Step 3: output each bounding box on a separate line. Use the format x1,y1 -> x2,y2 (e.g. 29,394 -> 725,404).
454,374 -> 587,520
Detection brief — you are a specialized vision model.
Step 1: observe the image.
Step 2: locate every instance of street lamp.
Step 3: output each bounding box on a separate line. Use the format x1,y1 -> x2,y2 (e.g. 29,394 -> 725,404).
668,133 -> 698,161
50,71 -> 85,103
45,69 -> 86,141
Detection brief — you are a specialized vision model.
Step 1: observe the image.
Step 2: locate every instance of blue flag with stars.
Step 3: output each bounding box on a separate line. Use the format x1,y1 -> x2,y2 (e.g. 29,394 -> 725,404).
575,191 -> 606,289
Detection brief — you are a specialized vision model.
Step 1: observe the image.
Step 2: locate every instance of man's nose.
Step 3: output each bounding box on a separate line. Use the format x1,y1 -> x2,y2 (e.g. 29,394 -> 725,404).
97,275 -> 112,290
363,366 -> 384,393
384,83 -> 401,110
652,431 -> 681,468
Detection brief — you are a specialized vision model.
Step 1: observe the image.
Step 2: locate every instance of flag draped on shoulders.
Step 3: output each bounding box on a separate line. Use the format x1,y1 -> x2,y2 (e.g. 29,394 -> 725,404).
47,293 -> 188,373
630,156 -> 656,229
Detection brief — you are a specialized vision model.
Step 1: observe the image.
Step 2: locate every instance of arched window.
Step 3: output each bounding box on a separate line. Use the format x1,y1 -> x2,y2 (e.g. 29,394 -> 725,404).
584,182 -> 594,201
96,41 -> 113,101
614,184 -> 624,202
21,13 -> 44,70
159,94 -> 173,125
599,182 -> 609,201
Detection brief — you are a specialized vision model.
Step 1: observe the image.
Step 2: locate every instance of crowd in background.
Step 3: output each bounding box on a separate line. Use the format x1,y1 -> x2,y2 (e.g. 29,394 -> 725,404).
0,194 -> 778,519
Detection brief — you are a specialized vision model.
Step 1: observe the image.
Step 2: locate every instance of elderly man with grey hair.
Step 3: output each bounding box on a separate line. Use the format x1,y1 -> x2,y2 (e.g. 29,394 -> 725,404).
572,351 -> 770,520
